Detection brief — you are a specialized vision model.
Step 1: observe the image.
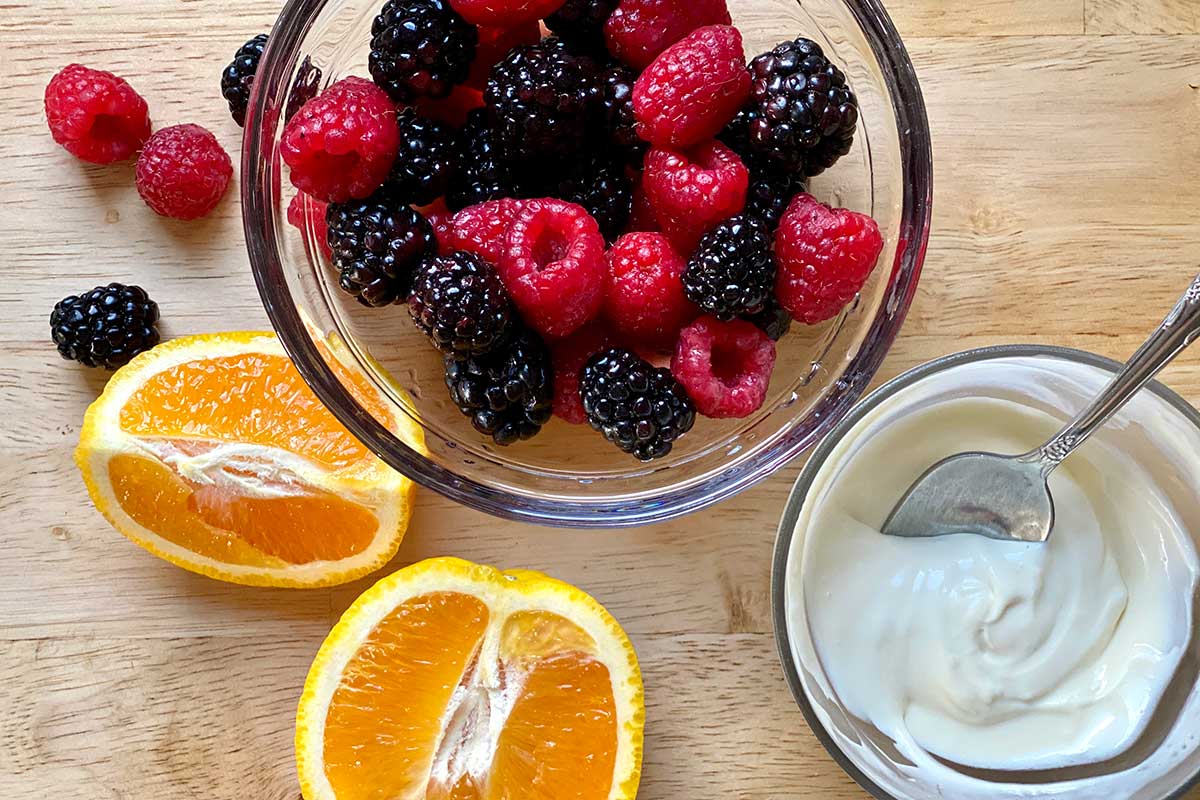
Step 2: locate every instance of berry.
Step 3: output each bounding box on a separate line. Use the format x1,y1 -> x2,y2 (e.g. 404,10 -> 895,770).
466,22 -> 542,89
605,0 -> 730,70
775,193 -> 884,323
450,0 -> 566,26
445,328 -> 554,445
416,83 -> 485,126
287,192 -> 333,259
44,64 -> 151,164
626,176 -> 660,232
604,232 -> 696,348
549,322 -> 611,424
683,214 -> 775,319
446,109 -> 516,211
370,0 -> 478,102
326,193 -> 436,306
600,65 -> 645,163
50,283 -> 160,370
409,251 -> 514,355
485,38 -> 602,162
740,37 -> 859,176
534,155 -> 633,242
546,0 -> 619,55
633,25 -> 750,149
135,124 -> 233,220
449,198 -> 526,264
286,57 -> 323,122
281,76 -> 400,203
384,109 -> 456,206
499,199 -> 607,338
743,297 -> 791,341
642,140 -> 748,251
221,34 -> 268,127
580,348 -> 695,460
421,199 -> 457,255
744,166 -> 806,229
671,316 -> 775,418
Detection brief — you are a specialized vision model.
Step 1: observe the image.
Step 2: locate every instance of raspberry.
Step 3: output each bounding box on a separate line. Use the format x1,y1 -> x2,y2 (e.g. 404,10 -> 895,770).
605,0 -> 730,70
642,140 -> 748,252
683,214 -> 775,319
409,251 -> 514,355
626,177 -> 660,232
633,25 -> 750,149
672,316 -> 775,419
549,322 -> 612,423
774,193 -> 884,324
604,232 -> 697,348
415,83 -> 485,126
370,0 -> 478,101
499,199 -> 606,338
450,0 -> 566,26
44,64 -> 151,165
581,348 -> 695,460
281,77 -> 399,203
135,124 -> 233,220
466,22 -> 542,89
449,198 -> 526,264
287,192 -> 333,259
221,34 -> 268,127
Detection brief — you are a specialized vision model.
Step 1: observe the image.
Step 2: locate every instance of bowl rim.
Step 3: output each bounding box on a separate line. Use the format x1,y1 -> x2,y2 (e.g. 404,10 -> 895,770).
242,0 -> 934,527
769,342 -> 1200,800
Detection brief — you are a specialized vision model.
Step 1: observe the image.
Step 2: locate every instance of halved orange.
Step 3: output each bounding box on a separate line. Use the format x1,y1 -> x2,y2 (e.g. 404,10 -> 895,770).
75,331 -> 419,588
296,557 -> 644,800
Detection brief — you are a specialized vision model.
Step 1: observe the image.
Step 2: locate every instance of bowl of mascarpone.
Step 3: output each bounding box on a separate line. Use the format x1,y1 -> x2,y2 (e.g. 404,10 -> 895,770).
772,344 -> 1200,800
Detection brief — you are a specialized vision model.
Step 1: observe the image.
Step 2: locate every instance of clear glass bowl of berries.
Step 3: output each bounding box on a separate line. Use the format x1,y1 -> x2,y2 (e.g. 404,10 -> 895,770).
242,0 -> 932,527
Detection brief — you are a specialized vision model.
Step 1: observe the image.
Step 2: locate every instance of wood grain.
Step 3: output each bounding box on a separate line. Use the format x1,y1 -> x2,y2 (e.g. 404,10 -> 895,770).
3,1 -> 1200,798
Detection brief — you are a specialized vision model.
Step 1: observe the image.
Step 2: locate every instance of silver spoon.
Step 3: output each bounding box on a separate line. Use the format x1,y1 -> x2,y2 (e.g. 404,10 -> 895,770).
882,272 -> 1200,543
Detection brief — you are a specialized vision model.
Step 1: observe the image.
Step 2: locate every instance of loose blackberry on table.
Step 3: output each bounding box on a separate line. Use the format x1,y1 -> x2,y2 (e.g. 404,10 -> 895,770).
369,0 -> 477,102
683,214 -> 776,320
50,283 -> 160,370
384,109 -> 457,206
408,251 -> 514,356
326,193 -> 435,307
581,348 -> 696,461
445,329 -> 554,446
221,33 -> 268,127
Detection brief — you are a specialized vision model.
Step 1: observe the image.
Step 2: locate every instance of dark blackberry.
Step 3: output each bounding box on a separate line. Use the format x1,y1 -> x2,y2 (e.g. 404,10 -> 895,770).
384,109 -> 456,206
485,38 -> 602,161
532,154 -> 632,242
581,348 -> 696,461
545,0 -> 619,56
743,297 -> 792,341
745,166 -> 806,229
221,34 -> 268,127
600,65 -> 646,164
740,37 -> 858,176
50,283 -> 160,370
369,0 -> 477,102
446,109 -> 515,211
683,215 -> 776,320
409,251 -> 513,356
285,56 -> 323,122
326,193 -> 435,307
445,329 -> 554,445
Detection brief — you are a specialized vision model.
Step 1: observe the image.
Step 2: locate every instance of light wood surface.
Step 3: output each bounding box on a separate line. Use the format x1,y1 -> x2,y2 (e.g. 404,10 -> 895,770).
3,1 -> 1199,798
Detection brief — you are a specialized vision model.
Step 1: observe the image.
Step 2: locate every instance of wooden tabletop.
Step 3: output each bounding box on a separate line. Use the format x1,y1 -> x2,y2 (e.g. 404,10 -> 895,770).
3,1 -> 1200,798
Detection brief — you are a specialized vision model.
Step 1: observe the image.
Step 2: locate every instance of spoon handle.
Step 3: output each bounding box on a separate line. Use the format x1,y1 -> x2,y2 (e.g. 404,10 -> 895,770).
1028,272 -> 1200,475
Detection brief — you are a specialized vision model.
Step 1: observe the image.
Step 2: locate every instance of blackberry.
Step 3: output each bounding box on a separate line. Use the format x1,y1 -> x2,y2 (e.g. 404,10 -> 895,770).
445,329 -> 554,445
369,0 -> 477,102
545,0 -> 619,56
743,297 -> 792,341
532,154 -> 632,241
485,38 -> 602,161
50,283 -> 160,369
745,167 -> 806,229
384,109 -> 456,206
409,251 -> 513,356
740,37 -> 858,176
683,215 -> 776,320
446,109 -> 515,211
581,348 -> 696,461
221,34 -> 268,127
326,193 -> 435,306
285,56 -> 323,122
600,65 -> 646,164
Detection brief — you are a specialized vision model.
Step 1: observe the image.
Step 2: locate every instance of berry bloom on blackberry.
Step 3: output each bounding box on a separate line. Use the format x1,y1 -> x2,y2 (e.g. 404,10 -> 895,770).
633,25 -> 750,149
445,328 -> 554,445
135,124 -> 233,220
446,109 -> 515,211
605,0 -> 731,70
384,109 -> 456,206
287,192 -> 333,260
498,199 -> 607,338
50,283 -> 160,370
450,198 -> 526,264
44,64 -> 151,164
642,139 -> 748,251
774,193 -> 884,324
581,348 -> 696,460
683,214 -> 776,319
671,316 -> 776,418
280,76 -> 400,203
604,232 -> 697,348
221,34 -> 268,127
409,251 -> 514,356
370,0 -> 478,102
450,0 -> 567,26
549,322 -> 611,424
466,22 -> 542,89
326,193 -> 436,306
545,0 -> 619,55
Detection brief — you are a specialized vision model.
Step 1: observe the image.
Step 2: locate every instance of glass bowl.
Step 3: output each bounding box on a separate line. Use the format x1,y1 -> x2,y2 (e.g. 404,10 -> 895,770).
242,0 -> 932,527
772,344 -> 1200,800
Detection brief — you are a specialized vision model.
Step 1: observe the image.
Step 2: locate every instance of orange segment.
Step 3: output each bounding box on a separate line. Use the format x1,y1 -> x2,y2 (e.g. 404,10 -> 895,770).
500,610 -> 597,662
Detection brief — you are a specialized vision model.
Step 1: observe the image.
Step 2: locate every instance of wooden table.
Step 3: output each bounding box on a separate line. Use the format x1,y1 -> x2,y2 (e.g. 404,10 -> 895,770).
3,1 -> 1199,797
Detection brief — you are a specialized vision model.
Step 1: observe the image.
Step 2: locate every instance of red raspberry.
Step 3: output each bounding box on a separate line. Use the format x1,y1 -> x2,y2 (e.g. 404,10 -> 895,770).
643,140 -> 748,252
672,316 -> 776,418
135,124 -> 232,220
604,232 -> 697,349
606,0 -> 731,70
499,199 -> 606,338
287,192 -> 332,259
280,77 -> 399,203
415,83 -> 484,126
450,198 -> 527,264
550,322 -> 612,424
44,64 -> 151,165
450,0 -> 566,26
775,193 -> 885,324
633,25 -> 750,149
467,22 -> 542,89
626,176 -> 661,233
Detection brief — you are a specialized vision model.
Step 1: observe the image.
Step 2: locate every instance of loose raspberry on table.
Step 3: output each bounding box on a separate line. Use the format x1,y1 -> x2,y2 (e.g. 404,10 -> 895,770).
774,193 -> 884,324
605,0 -> 730,70
44,64 -> 151,164
498,198 -> 607,338
466,21 -> 542,89
370,0 -> 478,101
642,139 -> 748,252
671,315 -> 776,418
549,322 -> 612,424
633,25 -> 750,149
604,232 -> 697,349
451,0 -> 567,26
683,214 -> 775,319
135,124 -> 232,220
287,192 -> 333,259
449,197 -> 526,264
280,76 -> 399,203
